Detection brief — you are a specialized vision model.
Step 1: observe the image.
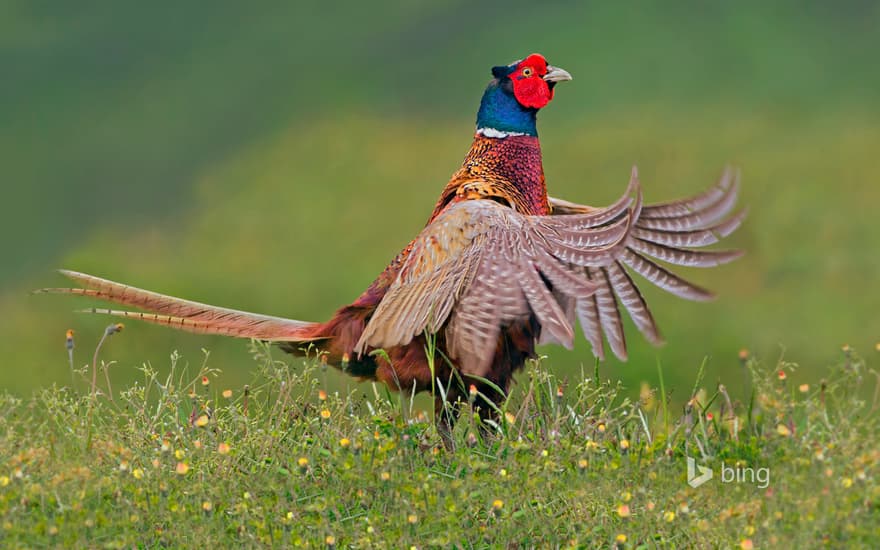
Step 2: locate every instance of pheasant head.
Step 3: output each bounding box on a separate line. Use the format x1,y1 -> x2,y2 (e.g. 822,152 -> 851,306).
476,53 -> 572,137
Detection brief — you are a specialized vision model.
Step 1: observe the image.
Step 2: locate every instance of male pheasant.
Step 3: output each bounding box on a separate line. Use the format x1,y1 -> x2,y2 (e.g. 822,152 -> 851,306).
39,53 -> 745,433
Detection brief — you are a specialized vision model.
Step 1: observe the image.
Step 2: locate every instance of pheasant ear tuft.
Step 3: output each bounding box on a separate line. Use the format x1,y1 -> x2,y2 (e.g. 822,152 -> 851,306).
491,65 -> 514,79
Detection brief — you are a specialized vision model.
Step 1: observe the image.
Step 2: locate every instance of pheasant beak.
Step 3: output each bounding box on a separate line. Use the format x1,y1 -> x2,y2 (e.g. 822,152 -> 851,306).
543,65 -> 573,83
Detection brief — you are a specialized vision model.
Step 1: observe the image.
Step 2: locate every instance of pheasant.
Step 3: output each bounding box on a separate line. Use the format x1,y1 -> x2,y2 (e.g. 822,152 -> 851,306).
39,53 -> 744,434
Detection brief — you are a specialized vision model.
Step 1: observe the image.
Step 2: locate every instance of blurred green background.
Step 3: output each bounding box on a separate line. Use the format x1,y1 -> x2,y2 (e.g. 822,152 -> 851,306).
2,1 -> 878,399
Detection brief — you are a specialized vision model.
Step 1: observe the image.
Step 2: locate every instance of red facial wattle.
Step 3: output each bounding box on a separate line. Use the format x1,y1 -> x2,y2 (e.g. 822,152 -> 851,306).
511,54 -> 554,109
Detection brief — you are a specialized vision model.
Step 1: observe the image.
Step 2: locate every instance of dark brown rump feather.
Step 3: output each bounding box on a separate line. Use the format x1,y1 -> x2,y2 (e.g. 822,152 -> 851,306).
369,315 -> 537,404
278,304 -> 380,378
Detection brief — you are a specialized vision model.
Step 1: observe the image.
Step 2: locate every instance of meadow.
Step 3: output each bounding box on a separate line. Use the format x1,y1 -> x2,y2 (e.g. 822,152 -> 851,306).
1,342 -> 877,547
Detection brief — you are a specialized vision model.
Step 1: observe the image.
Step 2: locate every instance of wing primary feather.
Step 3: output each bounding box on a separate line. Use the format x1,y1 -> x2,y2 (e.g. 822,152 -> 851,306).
634,208 -> 747,247
640,167 -> 736,220
533,247 -> 599,298
516,260 -> 574,348
630,239 -> 745,267
605,261 -> 663,345
547,167 -> 639,229
591,267 -> 627,360
575,291 -> 605,360
622,249 -> 715,301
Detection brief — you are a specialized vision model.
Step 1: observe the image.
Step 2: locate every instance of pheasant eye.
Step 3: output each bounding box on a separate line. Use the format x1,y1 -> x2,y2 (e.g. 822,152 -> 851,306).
521,67 -> 534,77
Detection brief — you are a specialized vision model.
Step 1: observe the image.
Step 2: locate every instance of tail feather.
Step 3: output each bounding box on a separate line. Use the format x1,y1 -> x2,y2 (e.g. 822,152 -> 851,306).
36,270 -> 324,342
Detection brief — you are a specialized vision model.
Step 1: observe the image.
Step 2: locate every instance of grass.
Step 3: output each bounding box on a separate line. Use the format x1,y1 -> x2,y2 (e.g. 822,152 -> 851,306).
1,340 -> 878,548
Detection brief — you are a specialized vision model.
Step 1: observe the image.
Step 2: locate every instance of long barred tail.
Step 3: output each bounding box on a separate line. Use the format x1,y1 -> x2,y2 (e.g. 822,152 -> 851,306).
35,270 -> 325,342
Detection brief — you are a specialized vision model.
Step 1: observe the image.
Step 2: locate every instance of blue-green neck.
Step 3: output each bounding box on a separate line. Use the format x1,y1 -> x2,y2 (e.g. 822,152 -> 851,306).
476,83 -> 538,136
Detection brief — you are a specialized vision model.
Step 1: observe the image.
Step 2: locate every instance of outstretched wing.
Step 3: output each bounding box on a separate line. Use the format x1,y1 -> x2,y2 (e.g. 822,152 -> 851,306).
357,170 -> 643,376
549,167 -> 746,360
